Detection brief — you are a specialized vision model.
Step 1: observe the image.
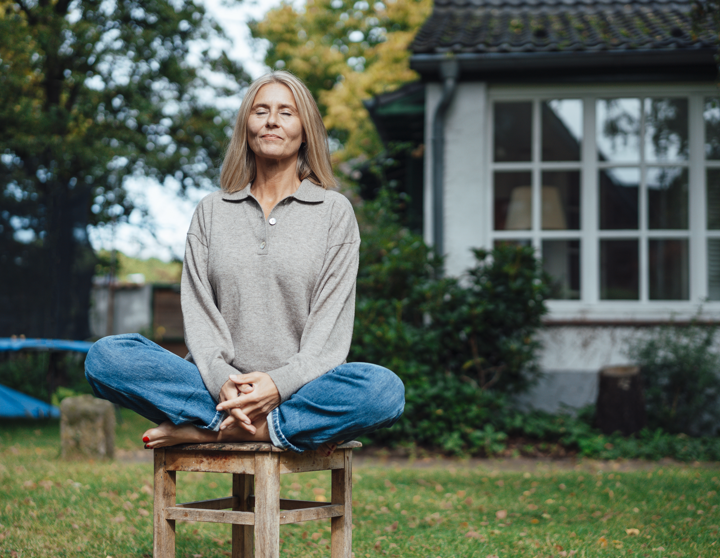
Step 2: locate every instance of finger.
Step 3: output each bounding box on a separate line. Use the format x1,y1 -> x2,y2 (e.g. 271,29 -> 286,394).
230,373 -> 259,385
231,407 -> 252,425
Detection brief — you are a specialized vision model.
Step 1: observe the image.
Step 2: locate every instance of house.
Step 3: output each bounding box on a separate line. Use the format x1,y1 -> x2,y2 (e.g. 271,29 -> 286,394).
368,0 -> 720,411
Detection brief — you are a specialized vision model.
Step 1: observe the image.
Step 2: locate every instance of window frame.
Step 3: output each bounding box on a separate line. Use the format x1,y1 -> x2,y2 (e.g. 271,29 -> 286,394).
486,84 -> 720,321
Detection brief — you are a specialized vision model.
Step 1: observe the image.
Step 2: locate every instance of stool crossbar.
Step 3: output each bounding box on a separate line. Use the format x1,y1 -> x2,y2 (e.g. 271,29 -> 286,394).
153,441 -> 361,558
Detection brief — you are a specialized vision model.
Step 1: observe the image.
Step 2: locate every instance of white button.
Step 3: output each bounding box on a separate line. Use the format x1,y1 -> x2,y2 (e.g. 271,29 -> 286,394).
260,241 -> 266,249
269,218 -> 277,225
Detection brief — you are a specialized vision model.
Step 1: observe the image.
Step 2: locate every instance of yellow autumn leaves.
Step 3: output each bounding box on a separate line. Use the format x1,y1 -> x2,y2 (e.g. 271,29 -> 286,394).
251,0 -> 433,160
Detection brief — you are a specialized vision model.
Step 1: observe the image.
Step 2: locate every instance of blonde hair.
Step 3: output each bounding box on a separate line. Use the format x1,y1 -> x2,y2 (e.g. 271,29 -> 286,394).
220,71 -> 335,193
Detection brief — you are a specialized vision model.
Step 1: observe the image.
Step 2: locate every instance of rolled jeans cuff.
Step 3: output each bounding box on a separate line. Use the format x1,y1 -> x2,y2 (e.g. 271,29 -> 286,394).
267,407 -> 304,453
201,410 -> 226,432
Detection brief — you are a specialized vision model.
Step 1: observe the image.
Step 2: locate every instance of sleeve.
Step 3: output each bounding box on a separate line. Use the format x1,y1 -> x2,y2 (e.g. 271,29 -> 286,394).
265,197 -> 360,403
181,203 -> 239,402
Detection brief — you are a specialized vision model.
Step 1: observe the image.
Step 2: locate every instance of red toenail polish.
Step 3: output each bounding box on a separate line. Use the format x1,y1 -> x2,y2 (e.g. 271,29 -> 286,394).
142,436 -> 150,443
145,444 -> 149,449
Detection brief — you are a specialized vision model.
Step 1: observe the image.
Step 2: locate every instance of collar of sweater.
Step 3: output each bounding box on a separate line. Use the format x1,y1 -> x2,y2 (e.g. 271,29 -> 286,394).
221,178 -> 326,204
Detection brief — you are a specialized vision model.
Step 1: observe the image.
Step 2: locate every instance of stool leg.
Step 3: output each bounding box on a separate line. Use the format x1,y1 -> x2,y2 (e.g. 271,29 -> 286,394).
232,473 -> 254,558
331,449 -> 352,558
254,452 -> 280,558
153,449 -> 176,558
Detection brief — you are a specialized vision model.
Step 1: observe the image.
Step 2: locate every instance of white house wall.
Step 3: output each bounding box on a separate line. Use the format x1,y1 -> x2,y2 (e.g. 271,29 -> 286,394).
423,81 -> 720,412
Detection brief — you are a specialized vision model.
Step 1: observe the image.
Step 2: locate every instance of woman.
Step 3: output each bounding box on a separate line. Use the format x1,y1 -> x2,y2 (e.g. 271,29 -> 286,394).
85,71 -> 405,454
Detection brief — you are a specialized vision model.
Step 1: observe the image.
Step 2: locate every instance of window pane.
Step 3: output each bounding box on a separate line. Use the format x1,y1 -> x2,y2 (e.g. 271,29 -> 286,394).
543,240 -> 581,300
597,98 -> 641,162
599,168 -> 639,230
705,97 -> 720,160
708,239 -> 720,300
542,100 -> 582,161
494,102 -> 532,162
600,240 -> 639,300
542,171 -> 580,230
649,239 -> 689,300
647,167 -> 688,230
494,172 -> 532,230
707,169 -> 720,230
644,98 -> 689,162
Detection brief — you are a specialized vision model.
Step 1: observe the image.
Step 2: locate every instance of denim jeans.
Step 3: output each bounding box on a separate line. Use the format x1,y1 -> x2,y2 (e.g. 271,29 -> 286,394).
84,334 -> 405,452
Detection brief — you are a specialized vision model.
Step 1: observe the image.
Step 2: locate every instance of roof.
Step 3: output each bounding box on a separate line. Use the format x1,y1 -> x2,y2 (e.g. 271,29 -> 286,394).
410,0 -> 718,81
0,338 -> 94,353
363,82 -> 426,144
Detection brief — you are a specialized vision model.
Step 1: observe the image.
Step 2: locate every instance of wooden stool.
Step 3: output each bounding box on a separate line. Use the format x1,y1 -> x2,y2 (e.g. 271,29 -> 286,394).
153,441 -> 361,558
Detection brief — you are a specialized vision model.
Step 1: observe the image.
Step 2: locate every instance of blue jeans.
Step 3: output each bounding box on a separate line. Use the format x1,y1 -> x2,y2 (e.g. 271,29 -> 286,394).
84,334 -> 405,453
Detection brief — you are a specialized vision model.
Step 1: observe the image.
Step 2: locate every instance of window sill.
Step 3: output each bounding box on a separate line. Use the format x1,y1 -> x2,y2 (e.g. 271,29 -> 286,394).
544,300 -> 720,325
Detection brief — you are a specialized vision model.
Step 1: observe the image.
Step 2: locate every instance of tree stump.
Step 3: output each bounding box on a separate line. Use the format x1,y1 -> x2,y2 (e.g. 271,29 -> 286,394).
594,366 -> 647,436
60,395 -> 115,459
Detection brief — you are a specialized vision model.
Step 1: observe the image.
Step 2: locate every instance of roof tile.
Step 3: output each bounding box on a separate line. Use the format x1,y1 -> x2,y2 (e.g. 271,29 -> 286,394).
411,0 -> 717,54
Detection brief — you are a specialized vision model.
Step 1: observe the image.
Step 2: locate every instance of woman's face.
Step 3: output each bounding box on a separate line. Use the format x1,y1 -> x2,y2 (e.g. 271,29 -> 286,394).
247,83 -> 305,163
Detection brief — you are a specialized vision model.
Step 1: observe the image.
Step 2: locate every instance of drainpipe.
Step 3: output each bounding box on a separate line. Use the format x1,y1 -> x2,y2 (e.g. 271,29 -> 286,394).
431,58 -> 459,259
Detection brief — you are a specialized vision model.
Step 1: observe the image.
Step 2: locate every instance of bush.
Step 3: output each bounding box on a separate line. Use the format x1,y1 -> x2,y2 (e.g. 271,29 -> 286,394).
351,188 -> 551,451
0,351 -> 90,403
626,324 -> 720,436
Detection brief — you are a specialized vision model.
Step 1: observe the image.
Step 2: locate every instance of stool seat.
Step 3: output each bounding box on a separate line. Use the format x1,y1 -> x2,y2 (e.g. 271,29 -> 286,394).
153,441 -> 361,558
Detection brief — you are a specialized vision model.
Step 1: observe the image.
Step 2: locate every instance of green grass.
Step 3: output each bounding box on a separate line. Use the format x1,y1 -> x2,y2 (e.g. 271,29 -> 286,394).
1,410 -> 719,557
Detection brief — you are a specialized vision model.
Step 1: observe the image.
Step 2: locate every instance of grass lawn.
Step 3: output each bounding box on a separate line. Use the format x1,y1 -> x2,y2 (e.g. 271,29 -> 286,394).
1,409 -> 719,557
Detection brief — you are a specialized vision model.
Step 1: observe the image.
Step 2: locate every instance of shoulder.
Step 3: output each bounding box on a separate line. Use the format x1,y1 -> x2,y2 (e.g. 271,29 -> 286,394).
188,190 -> 225,236
323,189 -> 359,246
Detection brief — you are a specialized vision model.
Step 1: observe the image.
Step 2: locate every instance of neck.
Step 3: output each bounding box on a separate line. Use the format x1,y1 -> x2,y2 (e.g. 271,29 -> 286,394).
252,155 -> 302,202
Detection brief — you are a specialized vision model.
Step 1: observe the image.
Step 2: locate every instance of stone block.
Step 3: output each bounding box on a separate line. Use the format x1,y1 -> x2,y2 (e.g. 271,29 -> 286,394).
60,395 -> 115,459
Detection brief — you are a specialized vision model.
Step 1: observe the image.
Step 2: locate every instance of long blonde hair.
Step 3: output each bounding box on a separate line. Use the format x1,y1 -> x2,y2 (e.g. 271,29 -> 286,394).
220,71 -> 335,192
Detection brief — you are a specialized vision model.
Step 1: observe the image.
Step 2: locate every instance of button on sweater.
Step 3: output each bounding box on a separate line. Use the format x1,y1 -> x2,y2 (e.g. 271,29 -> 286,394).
181,179 -> 360,404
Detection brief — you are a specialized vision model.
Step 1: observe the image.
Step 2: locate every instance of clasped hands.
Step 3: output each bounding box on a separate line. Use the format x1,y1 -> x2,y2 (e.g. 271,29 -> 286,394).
216,372 -> 280,433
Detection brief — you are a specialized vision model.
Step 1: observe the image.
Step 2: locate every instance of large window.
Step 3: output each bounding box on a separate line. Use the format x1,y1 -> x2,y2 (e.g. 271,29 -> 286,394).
490,90 -> 720,309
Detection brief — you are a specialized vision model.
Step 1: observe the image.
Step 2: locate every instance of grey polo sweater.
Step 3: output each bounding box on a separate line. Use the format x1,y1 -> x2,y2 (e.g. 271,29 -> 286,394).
181,179 -> 360,404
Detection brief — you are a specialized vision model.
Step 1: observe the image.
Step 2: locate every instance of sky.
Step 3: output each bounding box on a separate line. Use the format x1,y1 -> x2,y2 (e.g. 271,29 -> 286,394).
88,0 -> 282,262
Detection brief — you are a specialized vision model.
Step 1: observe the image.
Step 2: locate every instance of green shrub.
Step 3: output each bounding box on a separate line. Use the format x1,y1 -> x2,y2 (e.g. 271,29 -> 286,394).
351,188 -> 551,451
0,351 -> 90,403
626,324 -> 720,436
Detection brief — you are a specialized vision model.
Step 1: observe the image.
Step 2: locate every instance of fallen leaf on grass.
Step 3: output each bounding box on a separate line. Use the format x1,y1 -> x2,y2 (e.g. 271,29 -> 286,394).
138,509 -> 149,517
652,547 -> 665,552
384,521 -> 398,532
311,532 -> 322,540
598,536 -> 608,548
465,531 -> 487,542
626,528 -> 640,536
495,510 -> 507,520
23,481 -> 36,489
530,518 -> 539,524
374,541 -> 382,551
487,555 -> 499,558
112,515 -> 126,523
39,480 -> 54,490
140,485 -> 152,495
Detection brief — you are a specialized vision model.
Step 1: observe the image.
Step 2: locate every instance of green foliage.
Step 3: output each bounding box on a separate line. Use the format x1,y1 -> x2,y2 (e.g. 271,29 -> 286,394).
0,352 -> 90,403
352,189 -> 720,460
352,188 -> 551,451
626,324 -> 720,436
0,0 -> 249,338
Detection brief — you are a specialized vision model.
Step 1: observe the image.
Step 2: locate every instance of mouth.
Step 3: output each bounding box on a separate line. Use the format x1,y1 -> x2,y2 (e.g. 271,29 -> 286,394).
261,134 -> 283,140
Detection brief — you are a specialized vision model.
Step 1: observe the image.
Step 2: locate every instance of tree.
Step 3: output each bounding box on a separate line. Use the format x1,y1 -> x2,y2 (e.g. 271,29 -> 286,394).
692,0 -> 720,75
250,0 -> 431,159
0,0 -> 249,339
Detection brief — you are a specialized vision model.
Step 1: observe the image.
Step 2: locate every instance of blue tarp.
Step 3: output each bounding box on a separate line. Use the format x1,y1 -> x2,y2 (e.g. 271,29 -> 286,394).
0,338 -> 93,419
0,338 -> 94,353
0,384 -> 61,419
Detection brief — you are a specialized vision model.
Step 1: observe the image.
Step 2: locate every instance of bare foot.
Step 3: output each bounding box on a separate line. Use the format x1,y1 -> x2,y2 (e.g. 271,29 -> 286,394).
143,416 -> 271,449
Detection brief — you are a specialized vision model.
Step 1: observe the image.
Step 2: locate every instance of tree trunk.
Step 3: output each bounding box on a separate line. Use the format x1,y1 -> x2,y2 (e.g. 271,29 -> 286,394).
594,366 -> 647,436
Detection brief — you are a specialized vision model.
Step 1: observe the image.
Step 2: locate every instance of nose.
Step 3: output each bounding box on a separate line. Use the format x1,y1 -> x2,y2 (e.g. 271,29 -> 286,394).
266,109 -> 278,127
